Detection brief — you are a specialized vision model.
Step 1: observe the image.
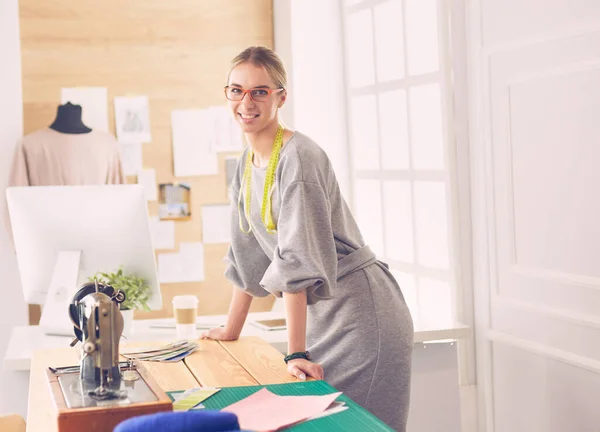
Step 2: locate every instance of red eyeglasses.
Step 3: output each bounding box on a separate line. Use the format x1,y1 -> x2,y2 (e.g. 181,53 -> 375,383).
224,86 -> 284,102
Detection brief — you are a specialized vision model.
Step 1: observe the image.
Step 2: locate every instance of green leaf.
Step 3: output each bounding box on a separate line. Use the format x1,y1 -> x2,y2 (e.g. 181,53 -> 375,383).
88,265 -> 152,311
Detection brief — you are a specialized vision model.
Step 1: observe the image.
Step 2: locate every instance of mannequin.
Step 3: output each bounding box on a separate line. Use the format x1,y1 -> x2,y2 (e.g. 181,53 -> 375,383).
49,102 -> 92,134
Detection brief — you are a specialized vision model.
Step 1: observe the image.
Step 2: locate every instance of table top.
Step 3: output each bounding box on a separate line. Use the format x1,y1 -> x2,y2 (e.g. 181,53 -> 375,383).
5,311 -> 470,371
27,336 -> 297,432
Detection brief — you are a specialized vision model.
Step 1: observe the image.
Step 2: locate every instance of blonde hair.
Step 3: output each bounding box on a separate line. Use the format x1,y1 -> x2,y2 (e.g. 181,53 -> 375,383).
228,46 -> 288,89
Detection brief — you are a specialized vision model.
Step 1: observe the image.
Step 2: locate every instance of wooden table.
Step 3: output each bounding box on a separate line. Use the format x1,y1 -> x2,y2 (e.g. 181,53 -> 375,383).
27,336 -> 296,432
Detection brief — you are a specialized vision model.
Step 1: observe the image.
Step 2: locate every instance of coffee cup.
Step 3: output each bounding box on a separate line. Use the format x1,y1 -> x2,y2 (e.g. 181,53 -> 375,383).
172,295 -> 198,339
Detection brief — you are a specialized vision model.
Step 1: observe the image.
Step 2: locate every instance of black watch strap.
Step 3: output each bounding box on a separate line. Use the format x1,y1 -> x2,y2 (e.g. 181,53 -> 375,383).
284,351 -> 310,364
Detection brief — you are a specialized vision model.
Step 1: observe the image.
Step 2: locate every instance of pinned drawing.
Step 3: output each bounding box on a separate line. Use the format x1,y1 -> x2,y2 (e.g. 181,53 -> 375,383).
114,96 -> 152,143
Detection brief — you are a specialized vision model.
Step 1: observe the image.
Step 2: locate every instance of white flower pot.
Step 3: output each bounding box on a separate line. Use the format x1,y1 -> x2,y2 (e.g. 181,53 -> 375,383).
121,309 -> 134,338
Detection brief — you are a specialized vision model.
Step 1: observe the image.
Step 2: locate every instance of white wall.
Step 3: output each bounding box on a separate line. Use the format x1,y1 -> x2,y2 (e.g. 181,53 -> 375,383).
0,0 -> 27,417
273,0 -> 295,131
281,0 -> 351,200
468,1 -> 600,431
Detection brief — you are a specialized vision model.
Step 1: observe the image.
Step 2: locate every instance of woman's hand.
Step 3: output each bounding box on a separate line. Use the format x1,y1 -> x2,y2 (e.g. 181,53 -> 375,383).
200,327 -> 238,341
287,358 -> 324,381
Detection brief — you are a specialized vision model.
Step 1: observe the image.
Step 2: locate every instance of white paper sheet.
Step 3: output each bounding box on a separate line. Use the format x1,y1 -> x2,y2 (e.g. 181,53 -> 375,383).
61,87 -> 109,132
137,168 -> 157,201
201,205 -> 231,244
228,117 -> 244,151
171,110 -> 218,177
205,107 -> 218,154
149,216 -> 175,250
179,242 -> 205,281
158,242 -> 205,283
119,142 -> 143,176
114,96 -> 152,143
211,106 -> 244,153
157,253 -> 182,284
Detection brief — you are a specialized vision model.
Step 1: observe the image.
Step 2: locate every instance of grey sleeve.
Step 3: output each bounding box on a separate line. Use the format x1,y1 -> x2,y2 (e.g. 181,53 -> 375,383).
224,193 -> 272,298
260,181 -> 336,305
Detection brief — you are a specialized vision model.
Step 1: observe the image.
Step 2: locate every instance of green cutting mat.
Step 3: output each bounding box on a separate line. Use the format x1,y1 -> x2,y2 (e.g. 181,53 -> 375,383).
167,380 -> 394,431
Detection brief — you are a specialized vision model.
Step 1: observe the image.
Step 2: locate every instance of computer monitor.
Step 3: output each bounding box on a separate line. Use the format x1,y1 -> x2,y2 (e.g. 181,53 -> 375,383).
6,184 -> 162,334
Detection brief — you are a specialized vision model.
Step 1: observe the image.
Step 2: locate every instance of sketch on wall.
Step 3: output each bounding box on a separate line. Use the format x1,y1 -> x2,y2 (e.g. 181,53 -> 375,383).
114,95 -> 152,143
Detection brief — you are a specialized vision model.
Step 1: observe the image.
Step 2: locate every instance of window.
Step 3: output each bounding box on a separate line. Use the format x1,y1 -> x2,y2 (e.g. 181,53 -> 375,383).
342,0 -> 456,328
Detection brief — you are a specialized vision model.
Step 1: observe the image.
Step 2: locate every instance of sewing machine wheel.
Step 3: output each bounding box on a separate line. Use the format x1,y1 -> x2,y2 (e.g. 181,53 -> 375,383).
69,282 -> 124,340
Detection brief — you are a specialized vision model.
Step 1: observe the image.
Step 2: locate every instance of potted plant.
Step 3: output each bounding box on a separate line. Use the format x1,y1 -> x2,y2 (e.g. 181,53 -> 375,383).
89,266 -> 151,336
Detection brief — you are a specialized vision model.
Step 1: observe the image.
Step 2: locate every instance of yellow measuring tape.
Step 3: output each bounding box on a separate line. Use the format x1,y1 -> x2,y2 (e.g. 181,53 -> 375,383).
238,125 -> 284,234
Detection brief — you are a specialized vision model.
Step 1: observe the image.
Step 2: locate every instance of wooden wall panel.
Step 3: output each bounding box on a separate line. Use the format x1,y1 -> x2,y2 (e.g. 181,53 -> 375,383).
19,0 -> 275,319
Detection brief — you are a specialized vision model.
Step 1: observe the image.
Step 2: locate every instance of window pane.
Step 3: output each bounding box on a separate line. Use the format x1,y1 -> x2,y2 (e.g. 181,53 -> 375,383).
379,89 -> 409,169
383,181 -> 413,262
409,83 -> 444,170
345,9 -> 375,88
414,181 -> 449,269
374,0 -> 405,82
391,270 -> 418,324
419,277 -> 453,328
405,0 -> 439,75
350,94 -> 380,170
354,179 -> 384,257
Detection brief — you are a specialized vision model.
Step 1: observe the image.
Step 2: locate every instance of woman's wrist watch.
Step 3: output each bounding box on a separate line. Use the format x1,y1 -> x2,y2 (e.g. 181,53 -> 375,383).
284,351 -> 310,364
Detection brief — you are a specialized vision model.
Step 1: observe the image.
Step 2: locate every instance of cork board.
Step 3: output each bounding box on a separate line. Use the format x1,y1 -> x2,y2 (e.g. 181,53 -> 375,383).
19,0 -> 276,320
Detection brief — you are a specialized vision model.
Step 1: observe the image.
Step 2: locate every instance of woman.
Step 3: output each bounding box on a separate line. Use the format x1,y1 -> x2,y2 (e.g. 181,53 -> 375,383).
202,46 -> 414,431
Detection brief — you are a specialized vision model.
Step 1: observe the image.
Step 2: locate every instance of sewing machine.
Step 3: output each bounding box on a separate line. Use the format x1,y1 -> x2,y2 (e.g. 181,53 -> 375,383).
46,282 -> 171,432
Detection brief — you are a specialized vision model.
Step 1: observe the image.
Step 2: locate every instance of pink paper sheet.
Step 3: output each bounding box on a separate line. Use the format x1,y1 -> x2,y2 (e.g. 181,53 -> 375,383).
222,388 -> 342,431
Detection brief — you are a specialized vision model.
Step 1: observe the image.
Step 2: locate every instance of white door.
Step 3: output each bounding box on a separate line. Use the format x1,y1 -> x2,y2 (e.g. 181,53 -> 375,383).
468,1 -> 600,431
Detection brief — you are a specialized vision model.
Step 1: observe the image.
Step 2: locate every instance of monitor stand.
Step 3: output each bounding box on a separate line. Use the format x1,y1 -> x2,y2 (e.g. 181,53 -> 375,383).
39,250 -> 82,336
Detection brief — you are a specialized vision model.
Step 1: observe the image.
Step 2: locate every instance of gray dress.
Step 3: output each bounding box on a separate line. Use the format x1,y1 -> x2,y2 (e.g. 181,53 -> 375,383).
225,132 -> 414,431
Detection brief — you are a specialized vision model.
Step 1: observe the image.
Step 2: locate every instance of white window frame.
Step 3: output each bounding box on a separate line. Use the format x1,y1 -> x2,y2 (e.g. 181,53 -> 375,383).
339,0 -> 471,335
